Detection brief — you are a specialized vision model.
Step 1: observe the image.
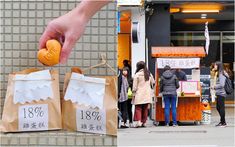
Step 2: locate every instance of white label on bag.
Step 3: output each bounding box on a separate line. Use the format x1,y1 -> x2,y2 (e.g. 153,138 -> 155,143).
76,107 -> 106,134
18,104 -> 48,131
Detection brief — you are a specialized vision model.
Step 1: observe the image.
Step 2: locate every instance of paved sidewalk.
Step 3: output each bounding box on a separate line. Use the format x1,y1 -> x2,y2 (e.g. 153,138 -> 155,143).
118,107 -> 235,146
0,131 -> 116,146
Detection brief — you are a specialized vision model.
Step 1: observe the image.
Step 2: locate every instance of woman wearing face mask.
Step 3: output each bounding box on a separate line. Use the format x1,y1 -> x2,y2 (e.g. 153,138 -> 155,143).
212,61 -> 228,127
118,67 -> 130,128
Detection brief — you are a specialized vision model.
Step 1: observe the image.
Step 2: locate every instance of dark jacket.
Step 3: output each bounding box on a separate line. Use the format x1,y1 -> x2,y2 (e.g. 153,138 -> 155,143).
118,69 -> 133,98
160,70 -> 180,96
118,69 -> 122,98
174,70 -> 187,81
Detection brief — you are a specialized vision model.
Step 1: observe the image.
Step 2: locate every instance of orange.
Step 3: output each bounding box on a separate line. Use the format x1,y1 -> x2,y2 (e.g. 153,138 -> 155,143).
38,39 -> 61,66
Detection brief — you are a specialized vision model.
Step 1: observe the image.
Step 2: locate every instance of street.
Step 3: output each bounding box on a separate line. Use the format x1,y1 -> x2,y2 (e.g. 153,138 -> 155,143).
118,106 -> 235,146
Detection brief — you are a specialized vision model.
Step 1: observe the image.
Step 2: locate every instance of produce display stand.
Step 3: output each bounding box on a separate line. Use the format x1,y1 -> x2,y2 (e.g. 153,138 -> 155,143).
151,46 -> 206,124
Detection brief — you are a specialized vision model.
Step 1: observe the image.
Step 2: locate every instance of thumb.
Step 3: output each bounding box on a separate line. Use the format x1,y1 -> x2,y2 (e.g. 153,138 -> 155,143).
60,36 -> 76,64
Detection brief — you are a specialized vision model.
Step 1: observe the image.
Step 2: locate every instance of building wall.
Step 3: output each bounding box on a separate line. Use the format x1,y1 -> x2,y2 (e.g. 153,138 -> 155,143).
131,7 -> 146,77
0,0 -> 117,146
146,4 -> 171,77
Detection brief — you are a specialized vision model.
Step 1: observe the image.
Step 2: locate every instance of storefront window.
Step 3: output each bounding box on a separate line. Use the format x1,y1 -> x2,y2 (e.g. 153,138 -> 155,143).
171,31 -> 234,101
171,32 -> 221,67
222,32 -> 234,63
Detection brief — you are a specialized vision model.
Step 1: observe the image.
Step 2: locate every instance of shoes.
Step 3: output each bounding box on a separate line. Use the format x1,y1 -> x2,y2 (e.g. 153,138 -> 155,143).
172,124 -> 178,127
135,121 -> 142,128
129,123 -> 134,128
220,123 -> 227,128
215,122 -> 227,127
215,122 -> 223,127
120,125 -> 129,128
141,123 -> 147,128
165,123 -> 169,127
120,122 -> 129,129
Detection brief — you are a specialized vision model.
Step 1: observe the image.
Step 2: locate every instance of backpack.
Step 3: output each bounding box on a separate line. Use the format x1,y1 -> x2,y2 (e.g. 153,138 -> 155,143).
223,73 -> 233,95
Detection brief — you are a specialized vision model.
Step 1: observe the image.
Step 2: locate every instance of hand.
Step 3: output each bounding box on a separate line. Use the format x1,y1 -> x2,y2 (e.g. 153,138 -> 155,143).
131,96 -> 135,104
39,0 -> 110,64
147,104 -> 151,109
39,10 -> 87,63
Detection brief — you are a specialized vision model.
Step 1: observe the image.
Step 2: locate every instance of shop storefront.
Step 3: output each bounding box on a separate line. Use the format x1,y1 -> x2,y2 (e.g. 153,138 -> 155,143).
117,0 -> 234,102
171,31 -> 234,101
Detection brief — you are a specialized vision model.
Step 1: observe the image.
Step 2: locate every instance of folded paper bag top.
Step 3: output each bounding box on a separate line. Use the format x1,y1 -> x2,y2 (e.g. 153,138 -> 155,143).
13,70 -> 53,104
64,72 -> 106,109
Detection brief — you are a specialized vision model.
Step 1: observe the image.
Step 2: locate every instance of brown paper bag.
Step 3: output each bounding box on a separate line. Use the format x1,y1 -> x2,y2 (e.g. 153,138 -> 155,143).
62,73 -> 117,136
0,68 -> 62,132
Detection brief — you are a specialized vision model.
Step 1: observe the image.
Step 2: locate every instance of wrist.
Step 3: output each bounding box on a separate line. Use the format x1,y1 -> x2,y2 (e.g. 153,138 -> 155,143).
74,5 -> 90,24
74,0 -> 111,23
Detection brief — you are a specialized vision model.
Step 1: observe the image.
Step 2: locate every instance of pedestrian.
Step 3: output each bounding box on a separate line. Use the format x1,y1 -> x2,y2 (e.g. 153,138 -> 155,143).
122,60 -> 134,127
132,61 -> 155,128
173,69 -> 187,81
118,67 -> 130,128
160,65 -> 179,127
123,60 -> 132,79
212,61 -> 228,127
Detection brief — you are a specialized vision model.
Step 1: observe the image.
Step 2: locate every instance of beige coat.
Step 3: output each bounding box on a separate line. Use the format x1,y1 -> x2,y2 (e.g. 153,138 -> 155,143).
132,69 -> 155,105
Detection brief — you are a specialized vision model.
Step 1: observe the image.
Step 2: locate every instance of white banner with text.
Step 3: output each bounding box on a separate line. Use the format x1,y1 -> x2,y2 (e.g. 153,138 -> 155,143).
156,58 -> 200,69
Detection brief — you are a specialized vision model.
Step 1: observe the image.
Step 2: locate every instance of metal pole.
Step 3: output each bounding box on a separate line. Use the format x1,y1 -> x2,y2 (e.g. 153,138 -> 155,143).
220,32 -> 223,62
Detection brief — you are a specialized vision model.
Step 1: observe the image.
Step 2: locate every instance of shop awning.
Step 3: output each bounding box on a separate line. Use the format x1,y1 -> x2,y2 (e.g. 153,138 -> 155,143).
151,46 -> 206,58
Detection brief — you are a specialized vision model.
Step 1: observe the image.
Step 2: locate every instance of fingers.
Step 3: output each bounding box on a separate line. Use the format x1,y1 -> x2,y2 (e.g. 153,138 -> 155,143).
39,30 -> 51,49
39,22 -> 60,49
60,35 -> 76,64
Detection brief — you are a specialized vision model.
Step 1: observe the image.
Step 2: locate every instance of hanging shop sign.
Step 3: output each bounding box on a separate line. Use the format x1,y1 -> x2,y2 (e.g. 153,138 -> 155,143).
156,58 -> 200,69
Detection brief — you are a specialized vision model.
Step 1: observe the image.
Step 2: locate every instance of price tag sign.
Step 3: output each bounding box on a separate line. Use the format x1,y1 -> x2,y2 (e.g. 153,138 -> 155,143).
18,104 -> 48,131
76,108 -> 106,134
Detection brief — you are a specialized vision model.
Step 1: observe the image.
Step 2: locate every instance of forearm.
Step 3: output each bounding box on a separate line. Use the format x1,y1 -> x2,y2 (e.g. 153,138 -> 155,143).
74,0 -> 111,23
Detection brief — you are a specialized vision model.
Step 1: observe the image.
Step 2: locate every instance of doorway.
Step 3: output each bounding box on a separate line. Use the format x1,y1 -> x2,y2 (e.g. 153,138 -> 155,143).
117,10 -> 132,69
